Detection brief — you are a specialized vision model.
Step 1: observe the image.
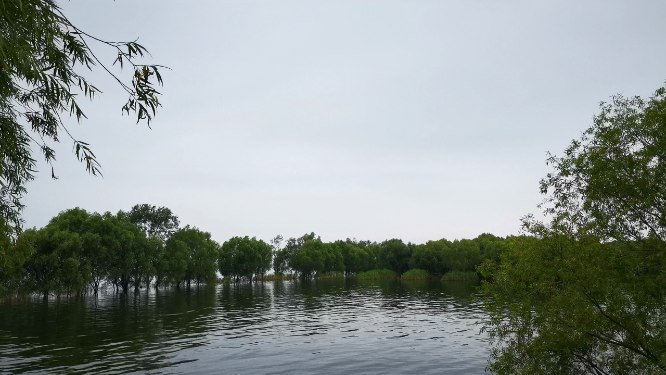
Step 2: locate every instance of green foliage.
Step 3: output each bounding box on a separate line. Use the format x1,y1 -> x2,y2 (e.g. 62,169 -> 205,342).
219,236 -> 272,281
334,240 -> 375,275
400,268 -> 430,280
0,0 -> 165,230
79,214 -> 119,293
322,243 -> 345,275
473,233 -> 506,264
273,233 -> 332,278
441,270 -> 477,281
272,248 -> 291,275
270,235 -> 288,275
1,205 -> 505,296
409,239 -> 451,274
272,235 -> 376,280
0,219 -> 34,294
410,238 -> 482,275
17,207 -> 155,295
357,269 -> 398,280
290,239 -> 326,278
172,226 -> 219,286
24,227 -> 90,296
377,239 -> 412,274
446,239 -> 481,272
147,236 -> 166,287
272,234 -> 306,276
97,213 -> 149,293
536,85 -> 666,243
118,204 -> 179,241
162,237 -> 189,286
481,235 -> 666,373
481,84 -> 666,374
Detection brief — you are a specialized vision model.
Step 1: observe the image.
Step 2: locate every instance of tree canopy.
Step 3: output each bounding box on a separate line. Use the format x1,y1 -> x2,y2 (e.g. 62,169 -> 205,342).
219,236 -> 272,281
539,87 -> 666,243
118,204 -> 179,241
480,84 -> 666,374
0,0 -> 165,230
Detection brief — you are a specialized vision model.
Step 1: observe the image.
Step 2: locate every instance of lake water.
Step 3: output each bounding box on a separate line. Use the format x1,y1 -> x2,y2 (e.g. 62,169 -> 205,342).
0,279 -> 491,374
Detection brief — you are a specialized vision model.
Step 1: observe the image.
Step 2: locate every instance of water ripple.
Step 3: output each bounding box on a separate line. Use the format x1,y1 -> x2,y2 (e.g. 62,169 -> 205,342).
0,279 -> 489,374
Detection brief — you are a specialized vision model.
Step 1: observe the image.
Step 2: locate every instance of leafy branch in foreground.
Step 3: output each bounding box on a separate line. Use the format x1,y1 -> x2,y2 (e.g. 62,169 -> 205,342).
0,0 -> 167,231
480,83 -> 666,374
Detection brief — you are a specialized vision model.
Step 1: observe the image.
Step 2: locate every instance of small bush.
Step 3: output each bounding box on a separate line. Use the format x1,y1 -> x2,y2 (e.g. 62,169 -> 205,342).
441,270 -> 478,281
358,269 -> 398,280
401,269 -> 430,280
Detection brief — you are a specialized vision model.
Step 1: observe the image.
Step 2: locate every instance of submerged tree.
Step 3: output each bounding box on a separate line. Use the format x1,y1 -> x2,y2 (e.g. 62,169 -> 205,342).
160,236 -> 189,287
0,219 -> 34,294
20,208 -> 153,295
273,233 -> 319,276
290,239 -> 326,278
480,84 -> 666,374
219,236 -> 272,281
24,226 -> 90,297
172,226 -> 219,286
0,0 -> 165,230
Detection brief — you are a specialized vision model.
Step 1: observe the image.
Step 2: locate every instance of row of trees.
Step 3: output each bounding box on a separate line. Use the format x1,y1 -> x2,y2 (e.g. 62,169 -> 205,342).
0,204 -> 511,297
272,233 -> 508,279
0,205 -> 222,296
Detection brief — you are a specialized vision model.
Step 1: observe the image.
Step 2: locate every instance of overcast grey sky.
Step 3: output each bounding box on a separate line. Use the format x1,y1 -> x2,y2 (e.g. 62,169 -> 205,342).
22,1 -> 666,244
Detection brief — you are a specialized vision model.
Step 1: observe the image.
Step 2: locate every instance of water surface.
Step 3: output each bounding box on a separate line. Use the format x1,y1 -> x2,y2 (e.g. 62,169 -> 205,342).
0,279 -> 490,374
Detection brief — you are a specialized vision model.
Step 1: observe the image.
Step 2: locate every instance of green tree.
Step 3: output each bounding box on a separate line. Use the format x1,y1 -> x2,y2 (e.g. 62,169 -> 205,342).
359,244 -> 378,271
290,239 -> 326,278
44,208 -> 151,294
46,208 -> 108,293
79,213 -> 120,294
360,241 -> 381,271
162,236 -> 189,287
273,233 -> 320,276
285,233 -> 319,256
335,240 -> 371,275
118,204 -> 180,241
147,236 -> 165,288
377,239 -> 411,275
219,236 -> 272,281
0,219 -> 34,294
0,0 -> 165,230
480,84 -> 666,374
446,239 -> 481,272
270,235 -> 291,276
129,229 -> 155,291
321,242 -> 344,274
24,227 -> 90,297
104,214 -> 149,293
473,233 -> 506,264
409,239 -> 451,275
273,247 -> 291,275
172,226 -> 219,286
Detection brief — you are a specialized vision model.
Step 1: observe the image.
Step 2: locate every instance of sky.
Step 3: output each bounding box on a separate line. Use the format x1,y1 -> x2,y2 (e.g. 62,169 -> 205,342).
22,1 -> 666,244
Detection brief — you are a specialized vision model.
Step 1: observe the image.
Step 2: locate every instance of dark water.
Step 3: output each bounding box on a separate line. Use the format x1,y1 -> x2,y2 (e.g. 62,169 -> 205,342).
0,279 -> 490,374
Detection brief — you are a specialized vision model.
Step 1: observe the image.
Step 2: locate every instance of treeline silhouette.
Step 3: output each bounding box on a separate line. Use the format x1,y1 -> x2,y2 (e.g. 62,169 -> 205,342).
0,204 -> 515,297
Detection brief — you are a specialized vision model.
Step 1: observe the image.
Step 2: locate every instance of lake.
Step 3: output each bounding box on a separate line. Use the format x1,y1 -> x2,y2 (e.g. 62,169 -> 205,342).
0,279 -> 490,374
